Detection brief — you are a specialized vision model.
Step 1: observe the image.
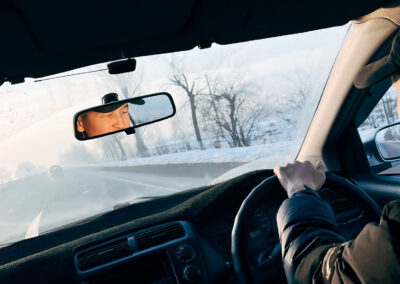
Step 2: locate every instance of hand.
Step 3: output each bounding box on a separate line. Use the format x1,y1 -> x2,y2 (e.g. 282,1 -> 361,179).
273,160 -> 326,197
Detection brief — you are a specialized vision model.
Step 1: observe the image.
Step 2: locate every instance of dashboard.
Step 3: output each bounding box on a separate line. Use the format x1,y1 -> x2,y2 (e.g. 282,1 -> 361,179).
0,171 -> 377,284
202,198 -> 281,263
73,184 -> 370,284
76,221 -> 207,283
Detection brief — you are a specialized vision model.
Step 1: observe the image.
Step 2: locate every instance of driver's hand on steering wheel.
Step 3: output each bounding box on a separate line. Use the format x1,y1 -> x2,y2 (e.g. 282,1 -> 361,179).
273,160 -> 326,197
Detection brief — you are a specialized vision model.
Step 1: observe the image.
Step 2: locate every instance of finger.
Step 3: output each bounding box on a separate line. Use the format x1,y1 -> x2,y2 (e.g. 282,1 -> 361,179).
316,160 -> 326,172
273,166 -> 280,177
294,161 -> 304,169
303,160 -> 313,170
283,164 -> 293,175
303,160 -> 312,166
317,175 -> 327,189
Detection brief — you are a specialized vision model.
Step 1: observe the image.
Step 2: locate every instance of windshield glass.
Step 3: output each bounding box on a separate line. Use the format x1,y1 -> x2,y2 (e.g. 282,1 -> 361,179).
0,24 -> 348,244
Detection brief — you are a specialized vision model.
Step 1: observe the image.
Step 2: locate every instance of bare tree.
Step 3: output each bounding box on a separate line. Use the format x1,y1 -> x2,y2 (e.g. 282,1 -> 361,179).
169,59 -> 205,149
361,89 -> 398,129
59,144 -> 96,165
286,71 -> 311,108
201,74 -> 267,147
276,70 -> 312,127
170,110 -> 194,150
98,135 -> 128,161
15,162 -> 42,179
204,75 -> 224,148
381,93 -> 397,124
0,168 -> 11,184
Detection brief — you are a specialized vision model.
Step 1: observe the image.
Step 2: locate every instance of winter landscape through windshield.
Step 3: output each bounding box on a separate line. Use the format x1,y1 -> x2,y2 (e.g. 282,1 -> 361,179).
0,24 -> 348,244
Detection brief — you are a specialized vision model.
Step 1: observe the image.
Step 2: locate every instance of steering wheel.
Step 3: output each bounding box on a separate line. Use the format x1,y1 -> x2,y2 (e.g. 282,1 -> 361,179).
231,172 -> 381,284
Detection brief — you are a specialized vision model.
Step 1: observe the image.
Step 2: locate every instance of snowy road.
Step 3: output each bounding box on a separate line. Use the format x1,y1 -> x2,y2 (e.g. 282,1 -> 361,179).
0,162 -> 242,244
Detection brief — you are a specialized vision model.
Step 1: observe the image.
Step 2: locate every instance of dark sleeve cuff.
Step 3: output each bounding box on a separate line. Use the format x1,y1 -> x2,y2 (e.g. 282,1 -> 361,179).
291,187 -> 321,198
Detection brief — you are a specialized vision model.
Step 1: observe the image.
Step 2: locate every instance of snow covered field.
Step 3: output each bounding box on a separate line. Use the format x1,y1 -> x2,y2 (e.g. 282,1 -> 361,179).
89,140 -> 294,168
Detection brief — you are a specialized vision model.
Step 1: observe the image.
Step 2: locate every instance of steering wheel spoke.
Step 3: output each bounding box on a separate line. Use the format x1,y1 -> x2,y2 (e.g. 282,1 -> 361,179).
251,245 -> 284,283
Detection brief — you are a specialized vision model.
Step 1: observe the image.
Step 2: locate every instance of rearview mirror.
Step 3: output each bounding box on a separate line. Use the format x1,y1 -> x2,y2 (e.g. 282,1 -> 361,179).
74,92 -> 175,140
375,122 -> 400,160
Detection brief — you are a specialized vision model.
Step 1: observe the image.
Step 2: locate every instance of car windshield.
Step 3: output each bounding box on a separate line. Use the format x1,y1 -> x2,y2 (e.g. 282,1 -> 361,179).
0,24 -> 349,244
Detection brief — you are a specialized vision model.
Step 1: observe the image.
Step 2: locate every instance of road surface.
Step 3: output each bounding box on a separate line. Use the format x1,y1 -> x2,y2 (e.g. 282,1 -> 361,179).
0,162 -> 242,244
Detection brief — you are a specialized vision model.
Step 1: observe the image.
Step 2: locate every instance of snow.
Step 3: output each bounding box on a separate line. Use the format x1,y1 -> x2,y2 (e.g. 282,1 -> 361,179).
209,155 -> 289,184
81,141 -> 295,168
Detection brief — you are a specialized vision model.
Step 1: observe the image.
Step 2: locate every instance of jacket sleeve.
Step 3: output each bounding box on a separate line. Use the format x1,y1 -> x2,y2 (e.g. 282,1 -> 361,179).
276,189 -> 345,283
277,191 -> 400,284
316,199 -> 400,284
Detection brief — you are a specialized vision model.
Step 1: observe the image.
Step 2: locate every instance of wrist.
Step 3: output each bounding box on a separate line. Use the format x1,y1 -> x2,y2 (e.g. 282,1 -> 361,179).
290,187 -> 320,199
287,186 -> 306,197
287,185 -> 316,197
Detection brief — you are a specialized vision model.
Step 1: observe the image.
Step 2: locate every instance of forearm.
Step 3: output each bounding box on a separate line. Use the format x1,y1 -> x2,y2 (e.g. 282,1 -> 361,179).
277,189 -> 345,283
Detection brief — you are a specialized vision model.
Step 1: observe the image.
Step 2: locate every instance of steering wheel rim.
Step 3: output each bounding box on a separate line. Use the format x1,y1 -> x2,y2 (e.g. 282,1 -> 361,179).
231,172 -> 381,284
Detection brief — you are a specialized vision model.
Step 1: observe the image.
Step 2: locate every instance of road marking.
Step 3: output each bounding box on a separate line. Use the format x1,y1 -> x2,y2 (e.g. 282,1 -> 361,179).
25,210 -> 43,239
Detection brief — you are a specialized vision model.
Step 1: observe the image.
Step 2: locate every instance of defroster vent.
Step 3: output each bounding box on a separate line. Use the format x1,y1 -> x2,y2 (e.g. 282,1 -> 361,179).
77,238 -> 131,271
135,222 -> 185,251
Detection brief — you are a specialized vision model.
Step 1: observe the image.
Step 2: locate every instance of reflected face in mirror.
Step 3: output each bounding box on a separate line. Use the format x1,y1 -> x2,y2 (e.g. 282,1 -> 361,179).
74,92 -> 176,141
76,103 -> 130,138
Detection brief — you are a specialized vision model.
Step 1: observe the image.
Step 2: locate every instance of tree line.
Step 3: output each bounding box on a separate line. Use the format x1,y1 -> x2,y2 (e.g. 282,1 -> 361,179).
72,59 -> 310,163
360,88 -> 398,130
0,61 -> 312,183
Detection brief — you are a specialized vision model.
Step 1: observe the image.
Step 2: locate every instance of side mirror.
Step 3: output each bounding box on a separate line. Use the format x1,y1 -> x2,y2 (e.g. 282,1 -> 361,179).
375,121 -> 400,160
74,92 -> 175,141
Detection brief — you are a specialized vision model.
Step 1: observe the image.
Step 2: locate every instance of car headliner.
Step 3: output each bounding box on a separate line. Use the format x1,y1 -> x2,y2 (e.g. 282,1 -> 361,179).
0,0 -> 386,84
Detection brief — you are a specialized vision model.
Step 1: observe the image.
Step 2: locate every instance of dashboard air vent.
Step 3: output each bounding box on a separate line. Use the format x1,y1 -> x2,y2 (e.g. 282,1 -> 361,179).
319,188 -> 354,214
78,238 -> 131,270
135,222 -> 185,251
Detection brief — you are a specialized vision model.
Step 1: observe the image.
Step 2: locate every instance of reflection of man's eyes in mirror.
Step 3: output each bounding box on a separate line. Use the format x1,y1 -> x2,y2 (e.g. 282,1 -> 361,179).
98,104 -> 129,118
100,113 -> 113,118
120,105 -> 129,114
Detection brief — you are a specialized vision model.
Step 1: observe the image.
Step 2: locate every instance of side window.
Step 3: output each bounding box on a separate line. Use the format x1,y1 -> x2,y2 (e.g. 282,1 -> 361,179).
358,85 -> 400,174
